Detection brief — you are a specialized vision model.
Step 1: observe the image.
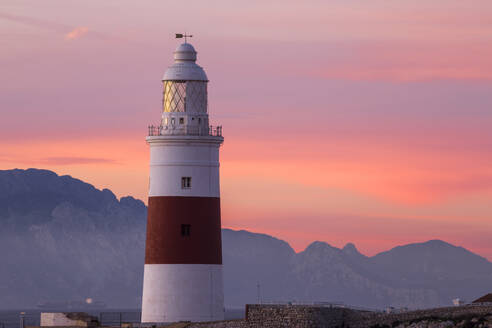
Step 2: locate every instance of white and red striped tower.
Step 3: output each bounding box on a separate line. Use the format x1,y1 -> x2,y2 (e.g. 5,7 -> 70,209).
141,39 -> 224,323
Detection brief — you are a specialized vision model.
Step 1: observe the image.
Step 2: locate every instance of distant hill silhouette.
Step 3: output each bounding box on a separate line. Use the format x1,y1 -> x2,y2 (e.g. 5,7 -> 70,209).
0,168 -> 491,309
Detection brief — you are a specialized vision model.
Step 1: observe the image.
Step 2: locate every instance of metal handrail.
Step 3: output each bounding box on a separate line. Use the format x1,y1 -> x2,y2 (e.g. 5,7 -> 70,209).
148,125 -> 222,137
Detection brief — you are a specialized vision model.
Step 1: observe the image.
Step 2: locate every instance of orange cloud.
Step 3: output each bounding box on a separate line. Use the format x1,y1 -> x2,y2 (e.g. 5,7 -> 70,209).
221,131 -> 492,205
65,27 -> 89,40
1,133 -> 491,260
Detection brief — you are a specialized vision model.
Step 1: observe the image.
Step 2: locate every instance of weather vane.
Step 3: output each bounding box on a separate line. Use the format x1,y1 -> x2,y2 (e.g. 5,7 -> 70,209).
175,33 -> 193,43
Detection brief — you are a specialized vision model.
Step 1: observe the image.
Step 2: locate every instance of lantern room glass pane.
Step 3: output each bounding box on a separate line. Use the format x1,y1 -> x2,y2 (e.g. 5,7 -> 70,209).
163,81 -> 186,112
185,81 -> 207,113
163,81 -> 207,113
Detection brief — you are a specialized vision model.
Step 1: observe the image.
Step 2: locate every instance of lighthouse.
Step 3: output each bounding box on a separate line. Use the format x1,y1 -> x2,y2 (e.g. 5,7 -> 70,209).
141,38 -> 224,323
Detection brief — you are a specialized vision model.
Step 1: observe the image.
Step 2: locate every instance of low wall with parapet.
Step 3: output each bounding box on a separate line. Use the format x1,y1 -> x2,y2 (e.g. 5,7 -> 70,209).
185,304 -> 492,328
186,305 -> 354,328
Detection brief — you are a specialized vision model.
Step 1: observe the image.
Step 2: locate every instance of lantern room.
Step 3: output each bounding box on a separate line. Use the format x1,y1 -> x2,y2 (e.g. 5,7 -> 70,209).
160,42 -> 210,135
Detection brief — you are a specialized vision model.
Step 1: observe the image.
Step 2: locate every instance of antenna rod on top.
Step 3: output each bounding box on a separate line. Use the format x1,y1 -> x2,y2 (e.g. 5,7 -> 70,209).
175,33 -> 193,43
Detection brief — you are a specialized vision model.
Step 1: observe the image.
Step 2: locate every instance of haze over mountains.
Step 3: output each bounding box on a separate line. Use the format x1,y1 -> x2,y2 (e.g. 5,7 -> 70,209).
1,169 -> 491,309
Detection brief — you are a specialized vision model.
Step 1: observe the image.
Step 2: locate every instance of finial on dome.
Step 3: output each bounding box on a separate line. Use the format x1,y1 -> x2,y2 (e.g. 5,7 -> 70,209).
175,33 -> 193,43
174,42 -> 197,62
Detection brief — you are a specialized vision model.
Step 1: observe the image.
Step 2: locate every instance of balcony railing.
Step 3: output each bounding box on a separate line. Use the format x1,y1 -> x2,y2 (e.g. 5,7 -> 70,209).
148,125 -> 222,137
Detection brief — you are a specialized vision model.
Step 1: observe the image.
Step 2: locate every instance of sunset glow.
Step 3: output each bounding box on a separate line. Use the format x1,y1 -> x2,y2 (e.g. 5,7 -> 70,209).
1,0 -> 491,259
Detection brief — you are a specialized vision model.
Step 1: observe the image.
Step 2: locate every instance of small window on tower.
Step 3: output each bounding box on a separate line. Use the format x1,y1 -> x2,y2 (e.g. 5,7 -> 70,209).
181,224 -> 191,237
181,177 -> 191,189
179,117 -> 184,124
198,118 -> 201,124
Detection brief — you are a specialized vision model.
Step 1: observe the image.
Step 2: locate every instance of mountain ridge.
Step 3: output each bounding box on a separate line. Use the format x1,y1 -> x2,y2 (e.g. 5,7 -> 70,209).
0,168 -> 490,309
2,168 -> 482,258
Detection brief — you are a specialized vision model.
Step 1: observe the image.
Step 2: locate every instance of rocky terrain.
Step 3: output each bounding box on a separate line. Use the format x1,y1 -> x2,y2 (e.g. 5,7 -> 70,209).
362,307 -> 492,328
0,168 -> 491,309
370,313 -> 492,328
390,317 -> 492,328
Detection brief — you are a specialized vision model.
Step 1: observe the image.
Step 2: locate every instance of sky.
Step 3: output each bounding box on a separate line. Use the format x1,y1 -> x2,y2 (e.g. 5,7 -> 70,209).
1,0 -> 492,259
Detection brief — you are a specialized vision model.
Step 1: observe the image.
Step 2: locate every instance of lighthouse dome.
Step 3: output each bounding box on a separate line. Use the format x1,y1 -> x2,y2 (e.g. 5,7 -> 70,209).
174,43 -> 197,61
162,42 -> 208,81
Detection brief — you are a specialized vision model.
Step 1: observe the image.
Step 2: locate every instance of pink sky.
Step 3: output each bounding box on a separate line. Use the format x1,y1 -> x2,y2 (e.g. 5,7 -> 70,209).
1,0 -> 492,259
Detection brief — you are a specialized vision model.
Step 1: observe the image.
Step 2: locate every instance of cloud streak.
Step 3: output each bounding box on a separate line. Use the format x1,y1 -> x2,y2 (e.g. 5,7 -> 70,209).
0,12 -> 113,41
65,27 -> 89,40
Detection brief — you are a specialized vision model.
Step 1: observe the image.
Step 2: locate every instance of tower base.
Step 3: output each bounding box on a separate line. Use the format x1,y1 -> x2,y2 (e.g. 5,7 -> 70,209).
141,264 -> 224,323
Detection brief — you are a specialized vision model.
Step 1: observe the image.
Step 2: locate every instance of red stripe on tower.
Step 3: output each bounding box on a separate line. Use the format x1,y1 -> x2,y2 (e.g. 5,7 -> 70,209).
145,196 -> 222,264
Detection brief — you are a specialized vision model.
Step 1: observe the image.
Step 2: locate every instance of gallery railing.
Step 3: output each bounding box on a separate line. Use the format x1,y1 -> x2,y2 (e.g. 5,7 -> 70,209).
148,125 -> 222,137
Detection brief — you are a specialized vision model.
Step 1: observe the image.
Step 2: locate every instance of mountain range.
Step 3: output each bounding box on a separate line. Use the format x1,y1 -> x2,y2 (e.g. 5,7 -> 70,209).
0,168 -> 491,309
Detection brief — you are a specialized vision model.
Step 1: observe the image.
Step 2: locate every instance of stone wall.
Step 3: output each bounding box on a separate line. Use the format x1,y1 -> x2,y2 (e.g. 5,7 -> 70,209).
185,304 -> 492,328
246,305 -> 350,327
186,305 -> 351,328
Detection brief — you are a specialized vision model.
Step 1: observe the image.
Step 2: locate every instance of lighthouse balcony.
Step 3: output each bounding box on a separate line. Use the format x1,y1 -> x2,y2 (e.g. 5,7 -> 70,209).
148,124 -> 222,137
